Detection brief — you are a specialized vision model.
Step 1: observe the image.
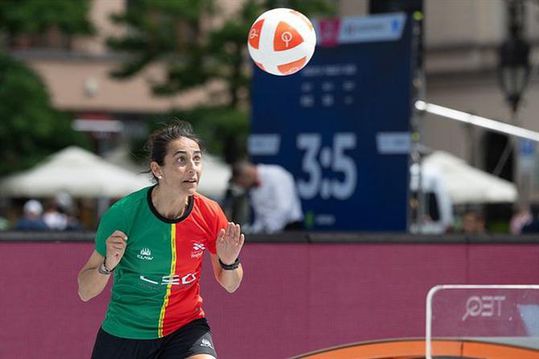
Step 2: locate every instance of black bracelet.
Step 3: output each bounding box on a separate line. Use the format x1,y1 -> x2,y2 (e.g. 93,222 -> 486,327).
103,257 -> 116,274
98,262 -> 112,275
219,257 -> 240,270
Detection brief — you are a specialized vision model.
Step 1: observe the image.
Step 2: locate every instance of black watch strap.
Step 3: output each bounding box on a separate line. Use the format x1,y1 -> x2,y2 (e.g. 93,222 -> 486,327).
219,257 -> 240,270
98,257 -> 114,275
98,262 -> 112,275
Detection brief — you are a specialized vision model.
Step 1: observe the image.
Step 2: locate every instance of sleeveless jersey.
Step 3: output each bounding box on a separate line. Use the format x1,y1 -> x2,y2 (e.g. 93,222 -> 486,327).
95,186 -> 228,339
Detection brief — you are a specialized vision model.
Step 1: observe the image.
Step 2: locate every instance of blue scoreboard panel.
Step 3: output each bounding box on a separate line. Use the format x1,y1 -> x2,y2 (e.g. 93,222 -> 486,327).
249,13 -> 412,231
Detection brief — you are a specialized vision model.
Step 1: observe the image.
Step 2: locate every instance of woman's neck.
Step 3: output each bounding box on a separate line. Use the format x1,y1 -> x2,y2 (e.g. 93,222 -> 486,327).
152,185 -> 189,219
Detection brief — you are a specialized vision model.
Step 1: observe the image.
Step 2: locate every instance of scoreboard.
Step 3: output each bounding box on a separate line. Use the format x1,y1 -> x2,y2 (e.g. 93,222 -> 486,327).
249,13 -> 413,231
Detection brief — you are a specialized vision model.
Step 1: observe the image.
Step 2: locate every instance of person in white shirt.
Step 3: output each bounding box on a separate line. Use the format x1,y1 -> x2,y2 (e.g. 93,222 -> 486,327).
43,199 -> 68,230
231,161 -> 304,234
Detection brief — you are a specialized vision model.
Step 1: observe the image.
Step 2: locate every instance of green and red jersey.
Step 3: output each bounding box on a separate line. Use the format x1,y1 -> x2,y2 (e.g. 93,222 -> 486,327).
95,186 -> 228,339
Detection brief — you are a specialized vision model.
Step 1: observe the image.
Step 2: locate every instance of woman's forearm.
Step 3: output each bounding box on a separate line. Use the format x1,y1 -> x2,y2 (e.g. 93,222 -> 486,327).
77,265 -> 111,301
217,265 -> 243,293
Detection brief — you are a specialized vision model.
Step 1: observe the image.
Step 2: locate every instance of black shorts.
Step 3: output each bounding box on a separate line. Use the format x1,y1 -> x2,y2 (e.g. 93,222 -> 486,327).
91,318 -> 217,359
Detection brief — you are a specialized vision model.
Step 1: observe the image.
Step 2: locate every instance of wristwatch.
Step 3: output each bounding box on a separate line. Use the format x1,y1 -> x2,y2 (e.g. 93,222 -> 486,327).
97,258 -> 114,275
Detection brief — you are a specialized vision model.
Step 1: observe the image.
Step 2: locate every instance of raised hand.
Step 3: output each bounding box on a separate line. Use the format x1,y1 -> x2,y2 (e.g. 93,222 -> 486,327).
216,222 -> 245,265
104,230 -> 128,270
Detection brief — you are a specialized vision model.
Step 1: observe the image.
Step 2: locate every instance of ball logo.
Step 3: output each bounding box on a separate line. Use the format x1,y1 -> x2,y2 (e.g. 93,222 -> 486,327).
248,19 -> 264,49
274,22 -> 303,51
247,8 -> 316,76
281,31 -> 293,47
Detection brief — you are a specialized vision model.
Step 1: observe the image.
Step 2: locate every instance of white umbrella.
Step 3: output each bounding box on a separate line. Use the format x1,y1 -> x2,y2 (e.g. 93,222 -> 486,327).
0,146 -> 151,198
198,154 -> 230,201
422,151 -> 517,204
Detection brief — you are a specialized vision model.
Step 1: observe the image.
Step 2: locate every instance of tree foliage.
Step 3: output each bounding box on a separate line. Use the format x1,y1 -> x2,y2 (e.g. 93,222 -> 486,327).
107,0 -> 216,92
0,54 -> 88,176
108,0 -> 335,107
130,106 -> 249,166
109,0 -> 335,161
0,0 -> 93,176
0,0 -> 93,38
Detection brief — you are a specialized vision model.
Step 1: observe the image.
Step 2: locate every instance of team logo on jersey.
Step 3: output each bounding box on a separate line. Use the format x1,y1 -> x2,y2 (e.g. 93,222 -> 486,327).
191,242 -> 205,258
137,248 -> 154,261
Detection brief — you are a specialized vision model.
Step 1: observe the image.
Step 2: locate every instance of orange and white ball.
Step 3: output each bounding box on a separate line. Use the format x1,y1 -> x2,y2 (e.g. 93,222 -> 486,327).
247,8 -> 317,76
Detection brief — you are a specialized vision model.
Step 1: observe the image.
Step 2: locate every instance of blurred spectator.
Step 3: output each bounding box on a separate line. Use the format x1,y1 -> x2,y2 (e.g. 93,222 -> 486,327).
0,202 -> 9,230
65,211 -> 83,231
230,160 -> 303,234
461,210 -> 486,235
516,205 -> 539,234
61,192 -> 83,230
0,213 -> 9,230
43,199 -> 68,230
15,199 -> 48,231
510,206 -> 533,234
222,180 -> 251,227
43,193 -> 83,230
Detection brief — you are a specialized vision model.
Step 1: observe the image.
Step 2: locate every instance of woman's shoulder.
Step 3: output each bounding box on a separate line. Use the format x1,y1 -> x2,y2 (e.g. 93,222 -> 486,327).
193,193 -> 223,214
107,186 -> 151,215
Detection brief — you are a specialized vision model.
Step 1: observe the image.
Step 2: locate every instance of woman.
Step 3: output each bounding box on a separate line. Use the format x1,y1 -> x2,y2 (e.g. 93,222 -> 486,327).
78,120 -> 244,359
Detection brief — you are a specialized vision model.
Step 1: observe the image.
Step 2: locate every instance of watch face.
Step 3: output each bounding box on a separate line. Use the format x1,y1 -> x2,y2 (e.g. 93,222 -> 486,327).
98,262 -> 112,275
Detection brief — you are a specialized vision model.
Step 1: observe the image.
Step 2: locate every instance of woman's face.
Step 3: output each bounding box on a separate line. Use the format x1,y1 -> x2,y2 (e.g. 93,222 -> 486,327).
153,137 -> 203,195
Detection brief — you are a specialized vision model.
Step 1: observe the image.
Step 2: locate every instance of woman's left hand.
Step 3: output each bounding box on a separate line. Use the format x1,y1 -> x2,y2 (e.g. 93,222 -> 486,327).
216,222 -> 245,265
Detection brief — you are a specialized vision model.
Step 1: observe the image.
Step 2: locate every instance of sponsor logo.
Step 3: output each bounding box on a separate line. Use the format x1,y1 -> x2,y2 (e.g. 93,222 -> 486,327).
137,248 -> 154,261
139,273 -> 197,286
191,242 -> 205,259
462,295 -> 506,321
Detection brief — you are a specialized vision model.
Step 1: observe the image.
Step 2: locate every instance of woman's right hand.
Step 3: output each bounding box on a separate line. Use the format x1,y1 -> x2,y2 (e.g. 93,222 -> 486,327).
104,230 -> 128,270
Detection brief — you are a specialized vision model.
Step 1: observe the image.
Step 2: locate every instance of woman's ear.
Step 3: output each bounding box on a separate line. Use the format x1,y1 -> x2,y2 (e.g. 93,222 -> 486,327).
150,161 -> 162,179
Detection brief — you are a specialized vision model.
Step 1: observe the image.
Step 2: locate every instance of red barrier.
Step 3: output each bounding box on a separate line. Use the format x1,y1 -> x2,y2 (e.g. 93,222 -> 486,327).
0,241 -> 538,358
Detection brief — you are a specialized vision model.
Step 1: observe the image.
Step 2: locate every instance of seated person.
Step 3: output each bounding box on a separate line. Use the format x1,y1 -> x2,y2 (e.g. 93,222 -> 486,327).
15,200 -> 48,231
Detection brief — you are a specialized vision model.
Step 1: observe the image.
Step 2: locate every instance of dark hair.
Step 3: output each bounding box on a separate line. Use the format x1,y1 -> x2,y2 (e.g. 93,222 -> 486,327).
145,120 -> 204,181
231,160 -> 250,180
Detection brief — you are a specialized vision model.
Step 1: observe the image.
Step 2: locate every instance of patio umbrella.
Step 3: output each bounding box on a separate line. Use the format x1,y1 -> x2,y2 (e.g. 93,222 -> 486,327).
0,146 -> 151,198
422,151 -> 517,204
